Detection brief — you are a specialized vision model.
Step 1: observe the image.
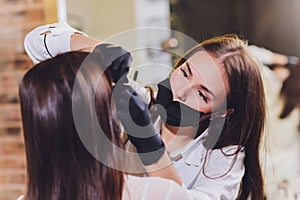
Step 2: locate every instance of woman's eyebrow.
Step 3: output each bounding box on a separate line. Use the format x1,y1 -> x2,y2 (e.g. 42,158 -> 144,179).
200,85 -> 216,99
187,61 -> 217,99
186,62 -> 193,76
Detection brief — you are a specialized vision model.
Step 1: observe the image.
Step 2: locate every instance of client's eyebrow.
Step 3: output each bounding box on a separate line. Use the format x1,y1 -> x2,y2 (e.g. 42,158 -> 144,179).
186,62 -> 193,76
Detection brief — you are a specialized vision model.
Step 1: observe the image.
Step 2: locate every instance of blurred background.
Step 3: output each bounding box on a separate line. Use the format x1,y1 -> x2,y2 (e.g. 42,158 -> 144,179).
0,0 -> 299,199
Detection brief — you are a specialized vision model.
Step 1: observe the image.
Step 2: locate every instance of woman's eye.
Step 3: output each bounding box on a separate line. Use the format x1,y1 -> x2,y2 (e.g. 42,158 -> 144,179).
198,91 -> 208,103
180,67 -> 188,77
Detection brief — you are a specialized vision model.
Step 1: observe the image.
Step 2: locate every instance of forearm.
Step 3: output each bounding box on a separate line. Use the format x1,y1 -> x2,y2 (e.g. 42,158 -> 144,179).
70,33 -> 102,52
144,152 -> 182,186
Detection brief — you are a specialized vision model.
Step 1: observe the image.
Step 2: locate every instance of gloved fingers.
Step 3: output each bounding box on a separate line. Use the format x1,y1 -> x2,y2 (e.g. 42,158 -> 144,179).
116,110 -> 129,124
115,98 -> 130,113
114,85 -> 134,102
93,44 -> 121,65
129,95 -> 150,117
115,92 -> 154,129
116,109 -> 146,136
117,110 -> 156,138
111,52 -> 132,69
110,67 -> 129,84
110,55 -> 131,82
114,85 -> 148,113
92,43 -> 132,83
121,52 -> 133,66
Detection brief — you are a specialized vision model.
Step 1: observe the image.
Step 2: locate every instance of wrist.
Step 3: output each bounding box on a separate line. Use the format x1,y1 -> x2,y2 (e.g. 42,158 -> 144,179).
131,134 -> 165,166
145,151 -> 183,186
70,33 -> 102,52
138,146 -> 166,166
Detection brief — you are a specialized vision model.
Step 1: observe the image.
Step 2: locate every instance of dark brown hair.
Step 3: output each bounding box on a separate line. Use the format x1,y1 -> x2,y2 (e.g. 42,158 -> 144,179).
174,35 -> 266,200
19,52 -> 124,200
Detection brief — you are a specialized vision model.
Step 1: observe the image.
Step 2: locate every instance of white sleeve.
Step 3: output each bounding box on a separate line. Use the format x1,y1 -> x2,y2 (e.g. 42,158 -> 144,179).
24,22 -> 86,64
187,147 -> 245,200
124,175 -> 192,200
165,180 -> 193,200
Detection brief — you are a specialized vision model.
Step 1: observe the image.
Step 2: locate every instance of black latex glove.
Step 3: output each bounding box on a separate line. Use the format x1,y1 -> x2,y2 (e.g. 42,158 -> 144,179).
113,83 -> 165,165
92,43 -> 132,83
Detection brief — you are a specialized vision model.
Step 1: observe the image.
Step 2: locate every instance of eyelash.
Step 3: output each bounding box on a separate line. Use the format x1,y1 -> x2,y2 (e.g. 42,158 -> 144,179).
198,91 -> 208,103
181,67 -> 209,103
180,67 -> 188,77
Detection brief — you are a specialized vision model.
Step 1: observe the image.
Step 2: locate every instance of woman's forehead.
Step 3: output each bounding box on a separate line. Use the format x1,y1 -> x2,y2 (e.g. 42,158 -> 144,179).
186,51 -> 229,94
187,51 -> 215,68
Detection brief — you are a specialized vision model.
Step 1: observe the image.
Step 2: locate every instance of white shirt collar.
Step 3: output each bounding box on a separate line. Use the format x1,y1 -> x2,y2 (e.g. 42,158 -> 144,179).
169,129 -> 209,167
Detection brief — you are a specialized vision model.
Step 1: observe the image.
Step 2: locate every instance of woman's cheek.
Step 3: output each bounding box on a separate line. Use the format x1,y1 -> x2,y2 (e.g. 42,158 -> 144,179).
171,70 -> 188,90
170,71 -> 180,92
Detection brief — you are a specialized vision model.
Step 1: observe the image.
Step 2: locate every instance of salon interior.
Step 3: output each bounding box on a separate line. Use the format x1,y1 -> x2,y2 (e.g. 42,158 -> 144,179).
0,0 -> 300,199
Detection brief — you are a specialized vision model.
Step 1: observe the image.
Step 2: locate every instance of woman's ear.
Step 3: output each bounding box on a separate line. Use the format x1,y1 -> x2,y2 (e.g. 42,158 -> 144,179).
225,108 -> 235,116
211,108 -> 235,119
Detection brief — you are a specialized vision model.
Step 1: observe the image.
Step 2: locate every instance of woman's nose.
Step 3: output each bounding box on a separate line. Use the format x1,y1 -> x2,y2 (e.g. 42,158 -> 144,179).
174,85 -> 189,102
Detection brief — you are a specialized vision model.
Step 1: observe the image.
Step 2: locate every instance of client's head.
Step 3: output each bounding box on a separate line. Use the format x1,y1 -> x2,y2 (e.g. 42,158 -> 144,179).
19,51 -> 124,200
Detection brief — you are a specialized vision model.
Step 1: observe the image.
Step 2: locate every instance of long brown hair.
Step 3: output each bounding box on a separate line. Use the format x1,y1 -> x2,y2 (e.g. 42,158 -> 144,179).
19,52 -> 124,200
174,35 -> 266,200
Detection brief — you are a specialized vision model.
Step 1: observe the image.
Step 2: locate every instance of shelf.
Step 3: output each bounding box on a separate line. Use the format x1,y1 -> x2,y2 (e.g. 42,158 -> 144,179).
0,0 -> 48,199
0,19 -> 45,30
0,122 -> 22,129
0,70 -> 27,75
0,55 -> 30,63
0,2 -> 43,13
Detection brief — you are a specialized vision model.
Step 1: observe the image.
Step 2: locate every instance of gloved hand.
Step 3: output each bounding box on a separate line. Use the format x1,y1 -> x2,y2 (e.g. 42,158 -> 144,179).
24,22 -> 86,64
113,83 -> 165,165
92,43 -> 132,83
